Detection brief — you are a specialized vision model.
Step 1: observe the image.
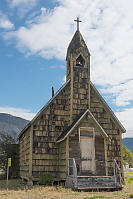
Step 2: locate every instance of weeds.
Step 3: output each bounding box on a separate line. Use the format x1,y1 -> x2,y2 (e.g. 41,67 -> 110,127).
84,196 -> 104,199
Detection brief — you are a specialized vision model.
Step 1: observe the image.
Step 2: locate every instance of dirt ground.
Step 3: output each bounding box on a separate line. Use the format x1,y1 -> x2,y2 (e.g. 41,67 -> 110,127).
0,174 -> 133,199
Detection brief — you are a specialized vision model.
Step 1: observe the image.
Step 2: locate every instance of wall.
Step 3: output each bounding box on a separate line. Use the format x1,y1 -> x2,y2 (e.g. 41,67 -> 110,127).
90,84 -> 123,176
32,84 -> 70,180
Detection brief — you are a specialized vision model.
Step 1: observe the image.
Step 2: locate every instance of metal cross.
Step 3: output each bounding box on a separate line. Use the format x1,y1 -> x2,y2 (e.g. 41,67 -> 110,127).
74,17 -> 82,31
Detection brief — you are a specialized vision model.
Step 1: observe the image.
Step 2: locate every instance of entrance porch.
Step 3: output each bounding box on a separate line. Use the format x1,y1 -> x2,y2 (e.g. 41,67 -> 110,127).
66,158 -> 122,190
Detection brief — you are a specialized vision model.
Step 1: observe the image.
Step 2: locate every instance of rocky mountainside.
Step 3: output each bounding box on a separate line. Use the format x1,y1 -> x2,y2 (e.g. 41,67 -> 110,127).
122,138 -> 133,152
0,113 -> 29,140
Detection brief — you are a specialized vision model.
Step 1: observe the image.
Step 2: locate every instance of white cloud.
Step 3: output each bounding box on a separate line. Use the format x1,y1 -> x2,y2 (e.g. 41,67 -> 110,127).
7,0 -> 38,17
0,11 -> 14,30
4,0 -> 133,79
101,80 -> 133,106
9,0 -> 37,8
61,75 -> 66,84
0,107 -> 36,120
116,108 -> 133,138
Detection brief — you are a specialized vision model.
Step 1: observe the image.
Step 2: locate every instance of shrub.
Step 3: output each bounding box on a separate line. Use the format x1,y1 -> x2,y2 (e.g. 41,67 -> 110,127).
130,193 -> 133,198
38,173 -> 55,185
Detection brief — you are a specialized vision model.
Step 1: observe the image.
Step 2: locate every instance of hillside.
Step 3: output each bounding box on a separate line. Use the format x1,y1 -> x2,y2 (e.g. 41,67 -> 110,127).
122,138 -> 133,152
0,113 -> 29,139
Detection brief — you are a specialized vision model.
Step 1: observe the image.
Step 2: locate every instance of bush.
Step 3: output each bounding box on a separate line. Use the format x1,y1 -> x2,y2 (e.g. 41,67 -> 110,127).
130,193 -> 133,198
38,173 -> 55,185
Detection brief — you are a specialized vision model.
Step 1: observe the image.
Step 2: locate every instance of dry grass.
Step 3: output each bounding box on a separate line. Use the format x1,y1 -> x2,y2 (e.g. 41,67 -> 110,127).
0,176 -> 133,199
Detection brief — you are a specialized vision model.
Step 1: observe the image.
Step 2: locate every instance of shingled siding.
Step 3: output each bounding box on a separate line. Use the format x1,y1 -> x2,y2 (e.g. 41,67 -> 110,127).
90,86 -> 122,176
72,65 -> 89,120
19,128 -> 30,180
69,116 -> 106,176
32,85 -> 70,179
58,139 -> 68,180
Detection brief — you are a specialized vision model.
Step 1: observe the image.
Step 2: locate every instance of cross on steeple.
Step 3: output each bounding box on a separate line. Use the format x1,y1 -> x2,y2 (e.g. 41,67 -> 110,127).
74,17 -> 82,31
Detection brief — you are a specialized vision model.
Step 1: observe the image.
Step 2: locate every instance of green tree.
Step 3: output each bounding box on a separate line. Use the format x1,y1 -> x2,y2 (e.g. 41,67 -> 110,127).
122,145 -> 133,167
0,131 -> 16,172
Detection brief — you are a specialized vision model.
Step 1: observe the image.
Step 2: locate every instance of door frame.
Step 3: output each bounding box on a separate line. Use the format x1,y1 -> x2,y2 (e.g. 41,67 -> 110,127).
78,127 -> 95,173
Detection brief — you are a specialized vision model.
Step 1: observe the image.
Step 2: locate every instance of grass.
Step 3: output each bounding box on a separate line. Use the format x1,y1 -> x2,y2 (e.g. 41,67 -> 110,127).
0,174 -> 133,199
84,196 -> 104,199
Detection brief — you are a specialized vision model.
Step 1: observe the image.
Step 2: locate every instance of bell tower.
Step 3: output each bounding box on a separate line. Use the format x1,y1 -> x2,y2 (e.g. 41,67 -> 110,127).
66,18 -> 91,123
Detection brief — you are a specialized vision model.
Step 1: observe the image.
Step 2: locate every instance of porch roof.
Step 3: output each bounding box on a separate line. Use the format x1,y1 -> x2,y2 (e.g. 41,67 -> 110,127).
56,109 -> 111,143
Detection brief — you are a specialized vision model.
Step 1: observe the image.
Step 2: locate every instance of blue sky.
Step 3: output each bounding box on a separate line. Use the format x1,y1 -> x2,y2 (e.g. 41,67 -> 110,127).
0,0 -> 133,137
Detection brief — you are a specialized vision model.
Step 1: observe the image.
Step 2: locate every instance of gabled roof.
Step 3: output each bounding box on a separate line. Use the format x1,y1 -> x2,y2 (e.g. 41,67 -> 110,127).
90,81 -> 126,133
18,79 -> 70,139
56,109 -> 111,143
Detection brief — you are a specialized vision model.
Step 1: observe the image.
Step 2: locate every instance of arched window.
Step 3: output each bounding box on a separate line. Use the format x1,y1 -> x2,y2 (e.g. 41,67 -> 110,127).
76,55 -> 85,66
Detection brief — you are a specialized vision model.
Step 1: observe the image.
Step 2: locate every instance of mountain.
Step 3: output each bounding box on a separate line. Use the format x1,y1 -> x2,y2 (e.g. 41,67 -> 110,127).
0,113 -> 29,140
122,138 -> 133,152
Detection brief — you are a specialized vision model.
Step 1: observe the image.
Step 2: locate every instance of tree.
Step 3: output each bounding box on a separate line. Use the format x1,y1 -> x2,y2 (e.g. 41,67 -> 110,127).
122,145 -> 133,168
0,131 -> 16,173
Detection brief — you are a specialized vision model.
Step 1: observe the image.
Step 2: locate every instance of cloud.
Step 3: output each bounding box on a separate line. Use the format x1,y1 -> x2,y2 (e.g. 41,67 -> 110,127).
0,11 -> 14,30
116,108 -> 133,138
0,107 -> 36,120
8,0 -> 38,8
4,0 -> 133,77
7,0 -> 39,17
61,75 -> 66,84
101,79 -> 133,106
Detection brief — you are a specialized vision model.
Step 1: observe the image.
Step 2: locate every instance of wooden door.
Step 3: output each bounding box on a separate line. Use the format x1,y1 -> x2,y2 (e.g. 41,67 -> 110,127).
79,127 -> 95,173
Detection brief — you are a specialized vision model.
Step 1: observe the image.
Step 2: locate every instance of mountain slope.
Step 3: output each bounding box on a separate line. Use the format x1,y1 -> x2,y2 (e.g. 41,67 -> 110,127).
122,138 -> 133,152
0,113 -> 29,139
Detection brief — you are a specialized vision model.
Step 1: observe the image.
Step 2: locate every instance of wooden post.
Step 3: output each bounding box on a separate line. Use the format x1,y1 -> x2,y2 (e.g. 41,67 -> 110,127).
104,139 -> 108,176
6,159 -> 9,189
66,137 -> 69,176
113,160 -> 117,185
119,131 -> 124,183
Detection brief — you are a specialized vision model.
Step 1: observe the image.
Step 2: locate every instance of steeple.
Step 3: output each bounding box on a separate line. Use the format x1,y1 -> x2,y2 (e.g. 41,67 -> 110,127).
66,18 -> 90,81
66,18 -> 91,122
66,30 -> 90,60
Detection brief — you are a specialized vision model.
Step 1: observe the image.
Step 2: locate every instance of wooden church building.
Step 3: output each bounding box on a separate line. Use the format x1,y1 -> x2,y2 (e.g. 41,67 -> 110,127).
18,18 -> 126,190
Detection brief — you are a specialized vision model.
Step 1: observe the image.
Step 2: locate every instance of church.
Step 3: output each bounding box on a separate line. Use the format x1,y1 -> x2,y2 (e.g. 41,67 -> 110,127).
18,18 -> 126,190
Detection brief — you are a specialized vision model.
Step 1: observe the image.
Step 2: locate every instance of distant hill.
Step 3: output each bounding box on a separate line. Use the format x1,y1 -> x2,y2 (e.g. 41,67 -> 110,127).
122,138 -> 133,152
0,113 -> 29,140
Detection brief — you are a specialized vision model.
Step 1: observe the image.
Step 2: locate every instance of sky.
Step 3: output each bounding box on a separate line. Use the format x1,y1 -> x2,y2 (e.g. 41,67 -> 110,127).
0,0 -> 133,138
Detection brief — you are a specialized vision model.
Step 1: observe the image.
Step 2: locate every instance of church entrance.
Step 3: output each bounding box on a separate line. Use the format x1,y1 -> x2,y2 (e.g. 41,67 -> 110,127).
79,127 -> 95,175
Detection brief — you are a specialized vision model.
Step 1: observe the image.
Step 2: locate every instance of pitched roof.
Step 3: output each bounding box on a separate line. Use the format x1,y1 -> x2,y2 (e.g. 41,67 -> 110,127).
56,109 -> 111,143
18,79 -> 70,139
90,81 -> 126,133
66,30 -> 90,59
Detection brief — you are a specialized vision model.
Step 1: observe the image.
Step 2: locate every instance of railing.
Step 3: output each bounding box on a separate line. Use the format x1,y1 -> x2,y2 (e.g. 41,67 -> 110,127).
113,159 -> 122,187
68,158 -> 122,187
68,158 -> 77,187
